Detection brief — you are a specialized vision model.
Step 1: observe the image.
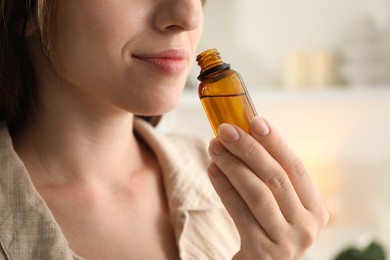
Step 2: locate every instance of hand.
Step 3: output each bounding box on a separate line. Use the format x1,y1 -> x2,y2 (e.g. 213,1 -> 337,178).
207,116 -> 329,260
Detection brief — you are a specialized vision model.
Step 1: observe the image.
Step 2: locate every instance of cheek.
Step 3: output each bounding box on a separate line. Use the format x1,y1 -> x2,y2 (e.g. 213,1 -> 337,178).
193,12 -> 204,44
191,27 -> 204,53
52,25 -> 126,102
52,1 -> 130,86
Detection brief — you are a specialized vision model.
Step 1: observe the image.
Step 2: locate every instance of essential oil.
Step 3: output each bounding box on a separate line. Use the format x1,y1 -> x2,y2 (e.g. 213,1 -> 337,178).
196,48 -> 257,136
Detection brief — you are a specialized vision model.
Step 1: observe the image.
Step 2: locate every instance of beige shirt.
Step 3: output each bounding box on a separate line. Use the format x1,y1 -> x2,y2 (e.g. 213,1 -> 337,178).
0,119 -> 240,260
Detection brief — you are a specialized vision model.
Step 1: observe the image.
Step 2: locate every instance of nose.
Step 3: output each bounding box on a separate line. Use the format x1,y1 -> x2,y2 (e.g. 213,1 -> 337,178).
154,0 -> 203,32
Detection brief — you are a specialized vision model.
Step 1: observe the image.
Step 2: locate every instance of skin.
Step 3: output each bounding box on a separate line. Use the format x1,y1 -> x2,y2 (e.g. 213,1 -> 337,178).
12,0 -> 328,259
209,119 -> 329,259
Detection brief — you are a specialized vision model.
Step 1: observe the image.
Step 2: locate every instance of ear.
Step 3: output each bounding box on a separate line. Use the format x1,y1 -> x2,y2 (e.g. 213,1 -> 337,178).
24,16 -> 38,36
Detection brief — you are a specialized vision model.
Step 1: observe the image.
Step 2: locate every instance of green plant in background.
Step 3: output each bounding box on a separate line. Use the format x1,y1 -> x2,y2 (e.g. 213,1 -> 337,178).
333,241 -> 386,260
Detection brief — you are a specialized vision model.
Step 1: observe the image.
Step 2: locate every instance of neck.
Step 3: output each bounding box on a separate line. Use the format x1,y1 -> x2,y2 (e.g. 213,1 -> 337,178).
12,83 -> 146,190
14,35 -> 157,192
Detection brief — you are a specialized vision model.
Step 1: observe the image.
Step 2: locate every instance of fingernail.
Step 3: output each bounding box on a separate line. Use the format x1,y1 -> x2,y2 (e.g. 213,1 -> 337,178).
208,138 -> 226,156
251,117 -> 270,136
218,123 -> 240,143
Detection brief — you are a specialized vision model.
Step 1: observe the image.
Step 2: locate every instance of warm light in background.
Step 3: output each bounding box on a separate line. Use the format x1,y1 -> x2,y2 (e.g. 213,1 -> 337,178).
290,139 -> 340,222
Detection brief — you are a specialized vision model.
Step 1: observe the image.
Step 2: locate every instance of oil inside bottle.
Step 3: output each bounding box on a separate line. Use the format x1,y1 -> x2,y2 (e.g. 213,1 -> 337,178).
200,93 -> 256,135
197,48 -> 257,136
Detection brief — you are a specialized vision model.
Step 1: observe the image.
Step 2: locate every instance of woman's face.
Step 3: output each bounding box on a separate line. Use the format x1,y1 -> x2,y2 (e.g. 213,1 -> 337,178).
44,0 -> 204,116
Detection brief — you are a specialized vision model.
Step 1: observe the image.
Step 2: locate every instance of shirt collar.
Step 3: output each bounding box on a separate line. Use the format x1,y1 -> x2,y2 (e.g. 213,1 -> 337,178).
0,119 -> 224,260
0,123 -> 78,259
133,118 -> 223,212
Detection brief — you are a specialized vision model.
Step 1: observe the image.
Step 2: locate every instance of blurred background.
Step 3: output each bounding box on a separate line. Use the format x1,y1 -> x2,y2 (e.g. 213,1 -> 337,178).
160,0 -> 390,259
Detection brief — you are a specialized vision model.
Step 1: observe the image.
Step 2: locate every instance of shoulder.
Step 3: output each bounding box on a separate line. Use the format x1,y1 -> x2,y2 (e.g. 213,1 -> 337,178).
0,123 -> 77,260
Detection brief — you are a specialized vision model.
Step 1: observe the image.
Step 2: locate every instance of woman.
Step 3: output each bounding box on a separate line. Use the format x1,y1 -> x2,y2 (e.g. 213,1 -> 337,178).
0,0 -> 329,259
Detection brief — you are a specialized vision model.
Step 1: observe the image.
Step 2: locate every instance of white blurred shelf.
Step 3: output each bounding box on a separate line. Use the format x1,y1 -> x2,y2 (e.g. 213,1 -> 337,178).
179,85 -> 390,107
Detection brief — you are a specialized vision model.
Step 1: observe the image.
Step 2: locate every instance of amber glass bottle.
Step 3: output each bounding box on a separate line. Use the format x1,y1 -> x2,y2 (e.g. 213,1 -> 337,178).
196,48 -> 258,136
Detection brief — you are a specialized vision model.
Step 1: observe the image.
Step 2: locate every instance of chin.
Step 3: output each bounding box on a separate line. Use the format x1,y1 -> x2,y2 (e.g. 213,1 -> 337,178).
136,91 -> 182,116
152,99 -> 180,115
155,85 -> 184,110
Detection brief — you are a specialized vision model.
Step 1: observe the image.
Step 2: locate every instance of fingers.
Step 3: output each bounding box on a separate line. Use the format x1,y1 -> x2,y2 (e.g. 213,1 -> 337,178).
208,138 -> 289,242
207,116 -> 329,258
207,163 -> 265,238
248,117 -> 327,214
214,122 -> 304,223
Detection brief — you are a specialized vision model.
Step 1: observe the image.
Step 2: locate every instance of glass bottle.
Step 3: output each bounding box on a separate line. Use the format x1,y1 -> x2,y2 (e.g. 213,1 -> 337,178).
196,48 -> 257,136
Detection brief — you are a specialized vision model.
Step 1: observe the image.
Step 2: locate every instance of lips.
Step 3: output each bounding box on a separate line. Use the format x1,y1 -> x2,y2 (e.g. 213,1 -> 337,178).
132,49 -> 189,75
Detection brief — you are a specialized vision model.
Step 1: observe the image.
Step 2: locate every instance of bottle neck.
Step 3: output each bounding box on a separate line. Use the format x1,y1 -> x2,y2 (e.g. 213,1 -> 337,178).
196,48 -> 231,81
197,63 -> 231,81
